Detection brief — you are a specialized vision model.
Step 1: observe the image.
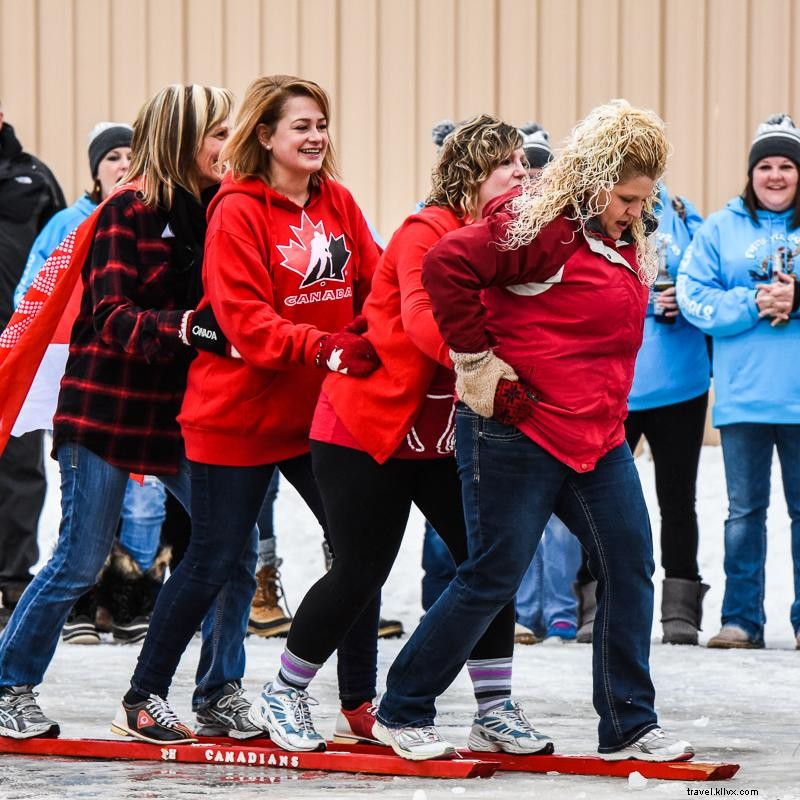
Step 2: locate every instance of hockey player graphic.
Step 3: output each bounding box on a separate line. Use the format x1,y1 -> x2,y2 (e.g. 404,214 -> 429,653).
302,230 -> 334,287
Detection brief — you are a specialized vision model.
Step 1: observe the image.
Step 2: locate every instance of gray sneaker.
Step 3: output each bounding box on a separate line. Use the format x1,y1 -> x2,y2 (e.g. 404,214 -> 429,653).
601,727 -> 694,762
372,719 -> 456,761
195,681 -> 263,739
468,699 -> 554,755
0,685 -> 60,739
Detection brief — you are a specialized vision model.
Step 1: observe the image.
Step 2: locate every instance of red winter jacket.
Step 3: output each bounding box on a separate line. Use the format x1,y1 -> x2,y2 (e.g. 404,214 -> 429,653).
319,205 -> 462,463
179,174 -> 379,466
422,202 -> 649,472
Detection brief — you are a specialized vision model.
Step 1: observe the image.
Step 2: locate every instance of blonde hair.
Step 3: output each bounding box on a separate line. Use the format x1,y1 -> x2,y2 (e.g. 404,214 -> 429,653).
221,74 -> 338,189
425,114 -> 522,221
504,99 -> 669,283
124,84 -> 233,209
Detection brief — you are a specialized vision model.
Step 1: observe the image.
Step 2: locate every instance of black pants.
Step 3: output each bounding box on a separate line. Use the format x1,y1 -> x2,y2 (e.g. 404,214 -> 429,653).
0,430 -> 45,605
290,442 -> 515,701
578,392 -> 708,584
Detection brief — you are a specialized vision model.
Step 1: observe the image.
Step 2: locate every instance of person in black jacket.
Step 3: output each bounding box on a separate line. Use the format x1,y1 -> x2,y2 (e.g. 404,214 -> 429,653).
0,99 -> 65,629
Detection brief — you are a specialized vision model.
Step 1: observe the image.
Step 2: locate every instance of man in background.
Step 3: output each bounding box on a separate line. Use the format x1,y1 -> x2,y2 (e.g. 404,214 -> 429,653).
0,99 -> 65,629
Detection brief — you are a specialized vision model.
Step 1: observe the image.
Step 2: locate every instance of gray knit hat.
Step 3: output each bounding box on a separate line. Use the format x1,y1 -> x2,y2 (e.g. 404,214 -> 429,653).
519,122 -> 553,169
748,114 -> 800,173
88,122 -> 133,178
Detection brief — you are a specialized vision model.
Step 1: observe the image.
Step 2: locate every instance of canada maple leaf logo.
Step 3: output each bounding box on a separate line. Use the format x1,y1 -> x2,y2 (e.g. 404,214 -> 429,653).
276,211 -> 350,288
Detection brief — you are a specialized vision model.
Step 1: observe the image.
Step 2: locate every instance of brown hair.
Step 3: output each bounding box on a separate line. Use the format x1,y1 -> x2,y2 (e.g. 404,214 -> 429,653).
122,84 -> 233,209
221,74 -> 338,189
425,114 -> 522,220
742,172 -> 800,229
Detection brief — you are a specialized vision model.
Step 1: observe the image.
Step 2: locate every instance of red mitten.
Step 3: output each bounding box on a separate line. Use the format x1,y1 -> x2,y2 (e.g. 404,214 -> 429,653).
493,378 -> 538,425
315,330 -> 380,377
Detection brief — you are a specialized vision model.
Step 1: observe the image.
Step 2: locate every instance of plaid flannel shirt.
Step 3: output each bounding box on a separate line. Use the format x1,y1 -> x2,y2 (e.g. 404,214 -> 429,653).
53,190 -> 193,474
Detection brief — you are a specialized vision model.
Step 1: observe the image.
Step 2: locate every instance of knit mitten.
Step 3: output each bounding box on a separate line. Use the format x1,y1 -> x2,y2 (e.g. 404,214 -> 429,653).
316,330 -> 380,377
493,378 -> 538,425
450,350 -> 518,417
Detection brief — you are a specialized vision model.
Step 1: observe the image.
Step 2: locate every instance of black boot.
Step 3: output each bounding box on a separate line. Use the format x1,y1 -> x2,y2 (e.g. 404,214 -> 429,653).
661,578 -> 710,645
573,580 -> 597,644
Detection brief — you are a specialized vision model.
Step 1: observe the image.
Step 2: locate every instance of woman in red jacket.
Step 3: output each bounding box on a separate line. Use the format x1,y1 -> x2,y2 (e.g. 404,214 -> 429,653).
117,75 -> 381,743
374,100 -> 694,762
248,115 -> 554,757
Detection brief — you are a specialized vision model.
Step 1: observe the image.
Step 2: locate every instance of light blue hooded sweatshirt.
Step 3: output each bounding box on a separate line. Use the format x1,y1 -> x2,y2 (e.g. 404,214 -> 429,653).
628,185 -> 710,410
677,195 -> 800,426
13,194 -> 96,309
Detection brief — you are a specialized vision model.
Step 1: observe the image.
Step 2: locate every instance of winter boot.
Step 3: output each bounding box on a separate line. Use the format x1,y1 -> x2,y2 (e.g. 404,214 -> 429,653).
574,580 -> 597,644
62,588 -> 100,645
97,541 -> 171,644
248,562 -> 292,637
661,578 -> 710,646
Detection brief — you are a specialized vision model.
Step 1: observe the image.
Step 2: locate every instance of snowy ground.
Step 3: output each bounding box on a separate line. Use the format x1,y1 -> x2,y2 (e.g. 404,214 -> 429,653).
2,444 -> 800,799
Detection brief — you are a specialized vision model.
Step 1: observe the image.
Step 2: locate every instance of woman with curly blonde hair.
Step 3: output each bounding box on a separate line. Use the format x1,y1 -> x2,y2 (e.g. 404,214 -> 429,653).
374,100 -> 694,763
245,114 -> 552,755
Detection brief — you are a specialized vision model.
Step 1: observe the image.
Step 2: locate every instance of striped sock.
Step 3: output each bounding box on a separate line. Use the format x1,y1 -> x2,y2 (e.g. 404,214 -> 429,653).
273,648 -> 322,692
467,656 -> 512,716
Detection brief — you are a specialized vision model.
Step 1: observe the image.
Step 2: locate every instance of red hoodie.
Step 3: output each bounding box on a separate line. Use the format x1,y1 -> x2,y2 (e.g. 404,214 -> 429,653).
179,174 -> 379,466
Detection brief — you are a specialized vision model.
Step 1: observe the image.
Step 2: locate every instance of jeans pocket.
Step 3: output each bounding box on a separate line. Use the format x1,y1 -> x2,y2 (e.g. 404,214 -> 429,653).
478,417 -> 525,441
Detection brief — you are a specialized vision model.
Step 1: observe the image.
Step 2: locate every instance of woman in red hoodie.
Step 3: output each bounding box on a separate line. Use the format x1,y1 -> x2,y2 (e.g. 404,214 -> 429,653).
118,75 -> 381,743
248,115 -> 555,757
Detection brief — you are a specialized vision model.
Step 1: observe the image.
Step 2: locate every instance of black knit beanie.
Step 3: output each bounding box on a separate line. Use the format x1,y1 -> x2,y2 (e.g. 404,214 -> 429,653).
519,122 -> 553,169
748,114 -> 800,173
88,122 -> 133,178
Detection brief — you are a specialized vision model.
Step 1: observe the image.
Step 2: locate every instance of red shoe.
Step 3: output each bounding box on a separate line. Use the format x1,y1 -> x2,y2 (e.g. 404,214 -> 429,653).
332,701 -> 381,745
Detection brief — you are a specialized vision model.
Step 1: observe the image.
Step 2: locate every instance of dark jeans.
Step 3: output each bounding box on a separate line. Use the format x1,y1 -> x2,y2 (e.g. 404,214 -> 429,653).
625,392 -> 707,580
0,430 -> 45,603
296,443 -> 513,688
131,453 -> 378,706
378,406 -> 657,752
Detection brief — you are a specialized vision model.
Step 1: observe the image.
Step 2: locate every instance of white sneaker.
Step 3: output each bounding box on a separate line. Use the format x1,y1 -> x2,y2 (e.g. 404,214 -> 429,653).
468,698 -> 554,755
372,719 -> 456,761
601,727 -> 694,762
0,686 -> 60,739
247,683 -> 325,752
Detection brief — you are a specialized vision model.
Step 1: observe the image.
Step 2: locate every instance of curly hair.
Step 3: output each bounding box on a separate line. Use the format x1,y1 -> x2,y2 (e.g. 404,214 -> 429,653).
504,99 -> 669,283
425,114 -> 522,221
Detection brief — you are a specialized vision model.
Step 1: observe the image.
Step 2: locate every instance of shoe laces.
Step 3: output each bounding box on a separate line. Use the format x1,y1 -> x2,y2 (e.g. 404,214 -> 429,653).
288,689 -> 319,735
494,701 -> 535,733
6,687 -> 42,717
216,685 -> 249,716
398,724 -> 442,745
146,695 -> 182,729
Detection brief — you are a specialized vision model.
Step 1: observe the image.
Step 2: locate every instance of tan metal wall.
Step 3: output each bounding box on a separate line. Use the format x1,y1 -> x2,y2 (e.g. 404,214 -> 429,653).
2,0 -> 799,239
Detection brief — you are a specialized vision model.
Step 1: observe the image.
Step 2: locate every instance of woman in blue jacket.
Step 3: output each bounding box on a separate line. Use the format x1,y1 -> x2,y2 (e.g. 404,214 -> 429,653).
678,114 -> 800,649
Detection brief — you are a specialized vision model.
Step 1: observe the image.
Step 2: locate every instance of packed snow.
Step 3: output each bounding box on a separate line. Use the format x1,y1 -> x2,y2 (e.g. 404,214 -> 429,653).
1,442 -> 799,799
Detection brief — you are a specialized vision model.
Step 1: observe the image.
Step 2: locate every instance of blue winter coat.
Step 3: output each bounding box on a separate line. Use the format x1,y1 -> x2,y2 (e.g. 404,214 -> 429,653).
677,195 -> 800,426
13,194 -> 96,309
628,185 -> 710,411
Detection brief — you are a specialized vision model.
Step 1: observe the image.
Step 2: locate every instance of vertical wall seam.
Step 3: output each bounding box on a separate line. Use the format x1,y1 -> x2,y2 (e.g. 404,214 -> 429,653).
701,0 -> 709,213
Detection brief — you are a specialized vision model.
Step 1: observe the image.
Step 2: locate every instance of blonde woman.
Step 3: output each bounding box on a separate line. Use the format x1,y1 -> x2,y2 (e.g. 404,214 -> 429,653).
0,85 -> 235,741
374,100 -> 694,762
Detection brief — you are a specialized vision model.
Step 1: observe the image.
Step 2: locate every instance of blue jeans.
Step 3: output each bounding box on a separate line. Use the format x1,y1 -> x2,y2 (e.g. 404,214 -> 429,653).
119,476 -> 167,571
0,443 -> 253,711
719,423 -> 800,641
421,522 -> 456,611
378,406 -> 657,751
515,514 -> 581,636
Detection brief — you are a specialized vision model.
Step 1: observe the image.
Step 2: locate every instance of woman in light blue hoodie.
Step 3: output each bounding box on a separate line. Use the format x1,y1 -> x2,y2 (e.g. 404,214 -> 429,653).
678,114 -> 800,649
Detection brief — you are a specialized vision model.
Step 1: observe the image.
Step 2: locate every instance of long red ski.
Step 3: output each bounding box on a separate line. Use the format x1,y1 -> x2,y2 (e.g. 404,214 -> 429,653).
0,736 -> 496,779
200,736 -> 740,781
329,741 -> 740,781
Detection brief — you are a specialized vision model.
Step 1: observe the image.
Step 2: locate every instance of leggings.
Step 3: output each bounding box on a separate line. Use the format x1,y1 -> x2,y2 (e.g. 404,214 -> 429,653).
285,443 -> 515,679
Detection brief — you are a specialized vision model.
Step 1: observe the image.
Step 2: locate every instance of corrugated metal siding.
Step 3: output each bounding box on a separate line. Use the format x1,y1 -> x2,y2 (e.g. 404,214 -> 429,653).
1,0 -> 797,241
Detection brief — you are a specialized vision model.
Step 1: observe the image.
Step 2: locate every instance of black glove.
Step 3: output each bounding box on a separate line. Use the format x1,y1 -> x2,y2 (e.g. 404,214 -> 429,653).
188,305 -> 235,357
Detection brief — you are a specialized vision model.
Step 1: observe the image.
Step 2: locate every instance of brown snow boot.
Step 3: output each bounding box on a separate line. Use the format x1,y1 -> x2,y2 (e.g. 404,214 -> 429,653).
248,563 -> 292,637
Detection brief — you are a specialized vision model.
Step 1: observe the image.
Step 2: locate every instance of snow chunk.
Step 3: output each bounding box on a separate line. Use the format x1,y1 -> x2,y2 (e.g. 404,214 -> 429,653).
628,771 -> 648,790
413,790 -> 428,800
451,789 -> 466,795
693,716 -> 710,727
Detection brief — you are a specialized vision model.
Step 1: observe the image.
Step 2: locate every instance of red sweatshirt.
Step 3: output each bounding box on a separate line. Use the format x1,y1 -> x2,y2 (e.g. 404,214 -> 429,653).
423,201 -> 648,472
313,205 -> 461,463
179,174 -> 379,466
